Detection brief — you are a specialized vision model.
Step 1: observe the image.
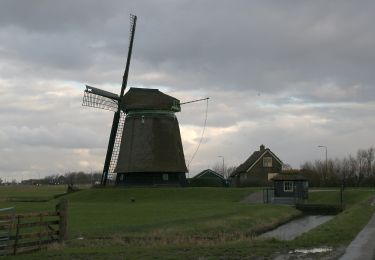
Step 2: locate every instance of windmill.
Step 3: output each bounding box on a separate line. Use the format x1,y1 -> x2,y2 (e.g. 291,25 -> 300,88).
82,14 -> 188,186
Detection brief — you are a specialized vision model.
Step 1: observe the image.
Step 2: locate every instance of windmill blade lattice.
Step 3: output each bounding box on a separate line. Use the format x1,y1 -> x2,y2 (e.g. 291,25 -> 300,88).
82,86 -> 119,112
128,14 -> 136,46
109,111 -> 126,174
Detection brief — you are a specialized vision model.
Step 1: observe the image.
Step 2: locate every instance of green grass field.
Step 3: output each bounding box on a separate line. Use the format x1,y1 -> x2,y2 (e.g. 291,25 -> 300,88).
0,186 -> 374,259
0,185 -> 67,200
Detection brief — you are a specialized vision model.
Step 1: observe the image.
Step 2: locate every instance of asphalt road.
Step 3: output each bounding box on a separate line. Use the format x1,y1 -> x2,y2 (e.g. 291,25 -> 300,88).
339,197 -> 375,260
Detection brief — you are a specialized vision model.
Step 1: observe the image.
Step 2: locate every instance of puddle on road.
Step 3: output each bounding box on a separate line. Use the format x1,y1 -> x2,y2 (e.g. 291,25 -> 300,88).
259,215 -> 334,241
290,247 -> 333,254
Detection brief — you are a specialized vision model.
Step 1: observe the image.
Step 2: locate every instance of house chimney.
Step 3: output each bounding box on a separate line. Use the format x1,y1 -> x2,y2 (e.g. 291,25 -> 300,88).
260,144 -> 265,151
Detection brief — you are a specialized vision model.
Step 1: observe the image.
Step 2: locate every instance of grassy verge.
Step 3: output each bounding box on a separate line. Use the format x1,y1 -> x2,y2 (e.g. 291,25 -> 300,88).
2,187 -> 374,259
289,189 -> 375,247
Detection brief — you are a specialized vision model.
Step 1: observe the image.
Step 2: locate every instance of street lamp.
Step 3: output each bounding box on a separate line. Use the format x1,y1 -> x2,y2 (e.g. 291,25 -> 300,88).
218,156 -> 225,177
318,145 -> 328,184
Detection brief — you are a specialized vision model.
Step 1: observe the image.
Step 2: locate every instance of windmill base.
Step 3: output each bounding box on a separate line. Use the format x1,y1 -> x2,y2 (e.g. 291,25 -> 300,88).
115,172 -> 187,187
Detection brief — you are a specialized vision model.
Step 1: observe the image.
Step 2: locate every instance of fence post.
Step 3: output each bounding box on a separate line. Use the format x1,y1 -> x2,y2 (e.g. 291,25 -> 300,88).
39,213 -> 43,250
57,199 -> 68,242
13,216 -> 20,255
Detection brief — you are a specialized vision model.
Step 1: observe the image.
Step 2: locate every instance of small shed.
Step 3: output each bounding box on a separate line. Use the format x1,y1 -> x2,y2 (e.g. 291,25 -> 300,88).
272,174 -> 308,201
190,169 -> 226,187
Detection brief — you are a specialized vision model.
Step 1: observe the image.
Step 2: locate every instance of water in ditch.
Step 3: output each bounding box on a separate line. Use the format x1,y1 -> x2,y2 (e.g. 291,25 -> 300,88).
259,215 -> 334,241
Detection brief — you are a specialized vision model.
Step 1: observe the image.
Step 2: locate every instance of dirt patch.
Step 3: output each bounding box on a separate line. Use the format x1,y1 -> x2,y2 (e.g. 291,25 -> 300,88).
241,191 -> 264,203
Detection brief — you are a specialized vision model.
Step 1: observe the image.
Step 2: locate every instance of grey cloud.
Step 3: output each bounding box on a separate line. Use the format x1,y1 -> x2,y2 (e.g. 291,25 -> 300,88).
1,1 -> 374,98
1,1 -> 375,179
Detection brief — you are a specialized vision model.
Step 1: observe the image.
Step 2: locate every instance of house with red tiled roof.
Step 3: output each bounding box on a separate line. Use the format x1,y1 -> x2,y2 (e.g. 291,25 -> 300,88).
230,144 -> 283,187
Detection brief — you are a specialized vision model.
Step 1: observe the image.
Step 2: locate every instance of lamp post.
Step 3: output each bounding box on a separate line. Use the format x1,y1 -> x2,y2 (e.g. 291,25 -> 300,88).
218,156 -> 225,178
318,145 -> 328,184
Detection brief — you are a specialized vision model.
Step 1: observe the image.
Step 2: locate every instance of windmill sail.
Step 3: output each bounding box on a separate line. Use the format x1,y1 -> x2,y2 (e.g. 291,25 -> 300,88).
101,14 -> 137,185
82,85 -> 119,112
109,110 -> 126,173
82,14 -> 137,186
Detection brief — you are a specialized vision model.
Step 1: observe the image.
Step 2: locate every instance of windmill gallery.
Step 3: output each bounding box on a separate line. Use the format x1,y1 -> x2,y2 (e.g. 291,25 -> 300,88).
82,15 -> 208,187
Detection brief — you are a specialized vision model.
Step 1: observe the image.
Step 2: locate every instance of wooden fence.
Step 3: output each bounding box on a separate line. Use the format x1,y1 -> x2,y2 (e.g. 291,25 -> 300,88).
0,199 -> 67,256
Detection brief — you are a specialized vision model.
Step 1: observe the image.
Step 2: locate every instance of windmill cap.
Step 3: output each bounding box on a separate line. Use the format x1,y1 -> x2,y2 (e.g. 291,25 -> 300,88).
121,88 -> 181,112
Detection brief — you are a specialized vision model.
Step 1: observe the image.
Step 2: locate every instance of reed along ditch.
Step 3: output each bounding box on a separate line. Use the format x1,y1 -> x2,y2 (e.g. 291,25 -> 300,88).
259,204 -> 342,241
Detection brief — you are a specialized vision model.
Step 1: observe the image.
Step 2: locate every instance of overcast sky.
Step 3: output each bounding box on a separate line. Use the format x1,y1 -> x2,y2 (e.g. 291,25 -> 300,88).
1,1 -> 375,181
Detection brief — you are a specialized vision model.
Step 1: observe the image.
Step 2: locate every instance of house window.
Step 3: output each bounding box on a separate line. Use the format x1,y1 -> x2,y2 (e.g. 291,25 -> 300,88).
263,157 -> 272,167
284,181 -> 294,192
162,174 -> 169,181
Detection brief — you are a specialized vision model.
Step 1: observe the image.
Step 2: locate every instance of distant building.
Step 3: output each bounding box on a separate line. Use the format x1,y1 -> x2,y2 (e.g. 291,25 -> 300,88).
230,145 -> 282,187
190,169 -> 227,187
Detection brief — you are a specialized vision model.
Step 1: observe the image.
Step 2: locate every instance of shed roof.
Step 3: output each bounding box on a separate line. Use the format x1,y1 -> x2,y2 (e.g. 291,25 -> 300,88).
193,169 -> 224,180
230,145 -> 282,177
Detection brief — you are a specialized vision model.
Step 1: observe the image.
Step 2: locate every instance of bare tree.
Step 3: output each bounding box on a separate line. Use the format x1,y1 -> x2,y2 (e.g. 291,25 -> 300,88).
282,163 -> 292,171
365,147 -> 374,178
301,146 -> 375,187
357,149 -> 367,185
212,163 -> 236,179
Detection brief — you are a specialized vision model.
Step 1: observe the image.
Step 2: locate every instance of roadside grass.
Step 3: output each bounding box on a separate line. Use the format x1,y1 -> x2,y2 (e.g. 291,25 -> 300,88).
308,188 -> 374,206
287,189 -> 375,248
289,204 -> 375,248
2,187 -> 375,259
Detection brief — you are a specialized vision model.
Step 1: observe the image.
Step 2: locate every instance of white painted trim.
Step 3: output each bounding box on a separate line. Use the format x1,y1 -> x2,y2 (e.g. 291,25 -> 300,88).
194,169 -> 224,180
245,150 -> 283,173
283,181 -> 294,192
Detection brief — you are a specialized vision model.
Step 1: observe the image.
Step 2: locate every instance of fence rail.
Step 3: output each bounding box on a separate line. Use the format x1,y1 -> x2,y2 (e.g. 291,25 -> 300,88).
0,200 -> 67,256
0,207 -> 15,256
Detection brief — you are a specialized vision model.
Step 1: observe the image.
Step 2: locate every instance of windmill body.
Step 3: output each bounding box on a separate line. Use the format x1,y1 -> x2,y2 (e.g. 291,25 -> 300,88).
82,15 -> 188,186
115,88 -> 188,186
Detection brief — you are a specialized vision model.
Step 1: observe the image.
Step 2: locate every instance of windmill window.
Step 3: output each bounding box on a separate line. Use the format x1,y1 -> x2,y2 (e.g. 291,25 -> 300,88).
263,157 -> 272,167
284,181 -> 294,192
162,174 -> 169,181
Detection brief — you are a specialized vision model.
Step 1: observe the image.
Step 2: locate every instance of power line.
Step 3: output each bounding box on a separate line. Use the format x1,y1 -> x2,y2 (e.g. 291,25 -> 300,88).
187,98 -> 209,170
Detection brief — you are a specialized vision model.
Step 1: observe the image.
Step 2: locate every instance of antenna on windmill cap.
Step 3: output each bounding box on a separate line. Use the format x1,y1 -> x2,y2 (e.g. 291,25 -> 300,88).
180,97 -> 209,105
